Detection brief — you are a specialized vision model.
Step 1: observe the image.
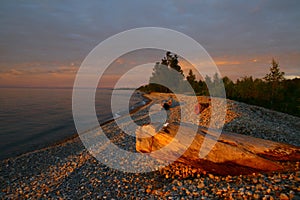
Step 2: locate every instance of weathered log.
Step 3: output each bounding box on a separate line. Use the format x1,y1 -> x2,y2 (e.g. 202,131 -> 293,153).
136,123 -> 299,175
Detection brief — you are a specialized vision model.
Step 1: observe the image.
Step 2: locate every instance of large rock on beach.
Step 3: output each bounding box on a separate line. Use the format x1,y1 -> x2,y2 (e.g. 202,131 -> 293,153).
136,123 -> 299,175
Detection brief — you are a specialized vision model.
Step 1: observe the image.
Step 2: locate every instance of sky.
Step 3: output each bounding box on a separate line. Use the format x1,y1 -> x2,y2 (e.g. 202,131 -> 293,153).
0,0 -> 299,88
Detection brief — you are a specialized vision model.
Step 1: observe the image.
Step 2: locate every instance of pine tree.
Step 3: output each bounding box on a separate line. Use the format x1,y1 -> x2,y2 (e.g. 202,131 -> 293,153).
186,69 -> 201,94
263,59 -> 285,107
148,52 -> 185,93
264,59 -> 285,82
186,69 -> 196,84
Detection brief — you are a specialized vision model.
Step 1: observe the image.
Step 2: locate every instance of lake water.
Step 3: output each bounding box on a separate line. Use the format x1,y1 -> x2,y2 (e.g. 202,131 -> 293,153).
0,88 -> 144,160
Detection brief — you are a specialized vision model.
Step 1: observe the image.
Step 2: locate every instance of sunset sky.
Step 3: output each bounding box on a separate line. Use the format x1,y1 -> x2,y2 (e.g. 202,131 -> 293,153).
0,0 -> 299,88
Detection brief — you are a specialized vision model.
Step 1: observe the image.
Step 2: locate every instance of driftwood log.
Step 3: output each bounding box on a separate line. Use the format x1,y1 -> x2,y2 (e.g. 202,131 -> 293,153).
136,123 -> 299,175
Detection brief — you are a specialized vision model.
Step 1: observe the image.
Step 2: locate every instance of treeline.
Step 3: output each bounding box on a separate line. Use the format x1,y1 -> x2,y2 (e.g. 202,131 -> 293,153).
188,73 -> 300,117
139,52 -> 300,117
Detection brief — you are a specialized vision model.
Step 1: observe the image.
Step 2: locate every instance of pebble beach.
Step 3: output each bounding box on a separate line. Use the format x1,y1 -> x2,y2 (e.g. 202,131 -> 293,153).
1,92 -> 299,199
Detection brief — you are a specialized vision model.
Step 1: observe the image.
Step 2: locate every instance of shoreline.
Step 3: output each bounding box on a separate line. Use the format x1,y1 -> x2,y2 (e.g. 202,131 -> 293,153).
7,90 -> 299,162
2,90 -> 299,162
47,91 -> 153,152
0,91 -> 152,162
1,92 -> 299,199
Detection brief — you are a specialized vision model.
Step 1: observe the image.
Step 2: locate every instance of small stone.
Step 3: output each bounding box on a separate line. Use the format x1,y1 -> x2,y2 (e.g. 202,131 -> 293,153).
259,178 -> 264,183
279,193 -> 289,200
289,190 -> 295,199
253,193 -> 260,199
252,178 -> 258,184
208,174 -> 214,179
185,189 -> 191,195
275,179 -> 281,183
177,181 -> 182,187
256,184 -> 263,190
197,182 -> 205,189
262,195 -> 270,200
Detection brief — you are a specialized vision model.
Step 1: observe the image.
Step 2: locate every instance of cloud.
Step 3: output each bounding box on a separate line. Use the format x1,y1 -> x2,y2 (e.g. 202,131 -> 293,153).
0,65 -> 78,76
0,0 -> 299,87
6,69 -> 23,76
215,61 -> 241,66
285,75 -> 300,80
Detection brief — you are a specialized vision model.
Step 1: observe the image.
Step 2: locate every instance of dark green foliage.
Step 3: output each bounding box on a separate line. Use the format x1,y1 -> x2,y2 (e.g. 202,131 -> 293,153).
223,59 -> 298,116
264,59 -> 285,82
227,77 -> 299,117
162,52 -> 184,74
141,52 -> 185,93
222,76 -> 235,98
148,62 -> 172,93
281,78 -> 300,115
263,59 -> 285,108
186,69 -> 200,93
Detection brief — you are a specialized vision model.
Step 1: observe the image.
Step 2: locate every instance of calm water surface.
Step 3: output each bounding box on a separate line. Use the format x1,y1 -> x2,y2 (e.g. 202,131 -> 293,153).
0,88 -> 142,160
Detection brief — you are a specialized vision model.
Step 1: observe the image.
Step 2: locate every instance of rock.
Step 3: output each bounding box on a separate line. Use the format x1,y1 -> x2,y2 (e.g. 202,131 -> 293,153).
146,188 -> 152,194
279,193 -> 289,200
176,181 -> 182,187
194,102 -> 210,114
136,123 -> 299,175
289,190 -> 295,199
208,174 -> 214,179
253,193 -> 260,199
197,182 -> 205,189
252,178 -> 258,184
